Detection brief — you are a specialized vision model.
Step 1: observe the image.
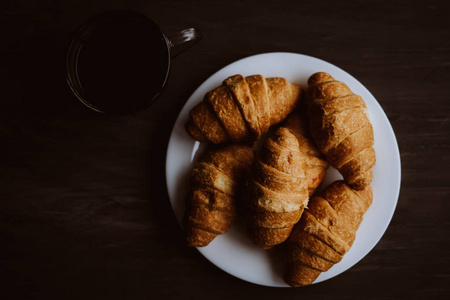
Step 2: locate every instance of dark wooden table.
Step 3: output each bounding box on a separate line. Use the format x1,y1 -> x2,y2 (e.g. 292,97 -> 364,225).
1,0 -> 449,299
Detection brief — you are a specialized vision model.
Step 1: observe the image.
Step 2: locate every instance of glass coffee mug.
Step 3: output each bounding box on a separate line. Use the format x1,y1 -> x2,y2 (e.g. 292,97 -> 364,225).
67,10 -> 201,114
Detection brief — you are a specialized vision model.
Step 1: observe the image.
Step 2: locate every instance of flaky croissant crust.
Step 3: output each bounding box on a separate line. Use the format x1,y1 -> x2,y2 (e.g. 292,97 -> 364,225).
184,144 -> 254,247
246,127 -> 309,249
307,72 -> 376,189
284,180 -> 373,287
186,74 -> 302,144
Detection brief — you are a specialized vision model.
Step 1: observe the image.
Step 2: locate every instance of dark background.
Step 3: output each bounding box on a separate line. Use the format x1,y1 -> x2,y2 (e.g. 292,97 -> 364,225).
1,0 -> 449,299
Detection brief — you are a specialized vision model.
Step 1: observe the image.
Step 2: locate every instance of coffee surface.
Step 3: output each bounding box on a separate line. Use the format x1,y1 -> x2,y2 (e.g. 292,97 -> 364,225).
77,18 -> 169,113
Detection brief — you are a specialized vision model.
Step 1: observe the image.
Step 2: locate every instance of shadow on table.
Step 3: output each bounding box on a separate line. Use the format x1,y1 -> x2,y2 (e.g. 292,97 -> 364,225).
144,82 -> 196,234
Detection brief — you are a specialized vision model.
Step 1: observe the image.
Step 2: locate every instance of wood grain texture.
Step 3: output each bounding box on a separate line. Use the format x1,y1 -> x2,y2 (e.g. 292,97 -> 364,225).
0,0 -> 449,299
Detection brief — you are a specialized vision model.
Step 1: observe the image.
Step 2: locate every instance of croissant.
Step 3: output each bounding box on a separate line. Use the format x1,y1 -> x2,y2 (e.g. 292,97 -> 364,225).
245,127 -> 309,249
282,112 -> 329,196
307,72 -> 376,189
186,74 -> 302,144
284,180 -> 373,287
184,144 -> 254,247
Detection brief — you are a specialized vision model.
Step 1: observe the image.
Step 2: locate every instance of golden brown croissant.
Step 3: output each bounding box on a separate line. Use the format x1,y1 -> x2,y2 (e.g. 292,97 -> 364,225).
184,144 -> 254,247
284,180 -> 373,287
186,74 -> 302,144
245,127 -> 309,249
282,113 -> 329,196
307,72 -> 376,189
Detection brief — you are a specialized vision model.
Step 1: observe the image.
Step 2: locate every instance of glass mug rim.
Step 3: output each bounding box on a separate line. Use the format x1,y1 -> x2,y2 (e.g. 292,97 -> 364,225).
66,9 -> 199,114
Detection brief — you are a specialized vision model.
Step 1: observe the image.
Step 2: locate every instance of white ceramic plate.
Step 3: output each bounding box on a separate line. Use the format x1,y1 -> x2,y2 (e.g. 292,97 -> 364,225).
165,52 -> 401,287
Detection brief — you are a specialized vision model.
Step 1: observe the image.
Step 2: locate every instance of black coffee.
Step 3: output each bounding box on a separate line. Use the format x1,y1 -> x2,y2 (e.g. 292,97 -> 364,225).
76,16 -> 169,113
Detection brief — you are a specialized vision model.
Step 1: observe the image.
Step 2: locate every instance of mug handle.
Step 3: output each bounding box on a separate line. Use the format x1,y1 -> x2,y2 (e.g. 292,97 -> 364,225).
167,28 -> 202,58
